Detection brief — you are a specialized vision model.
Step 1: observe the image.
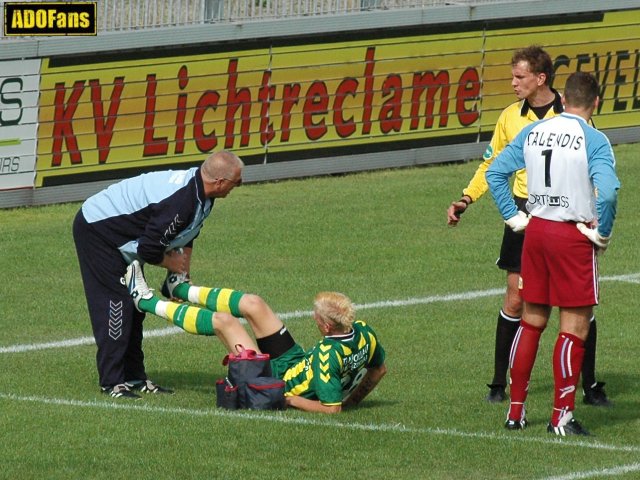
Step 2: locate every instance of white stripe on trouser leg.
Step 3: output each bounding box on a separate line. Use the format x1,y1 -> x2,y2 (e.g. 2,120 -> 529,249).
592,250 -> 599,304
509,326 -> 523,369
559,336 -> 573,379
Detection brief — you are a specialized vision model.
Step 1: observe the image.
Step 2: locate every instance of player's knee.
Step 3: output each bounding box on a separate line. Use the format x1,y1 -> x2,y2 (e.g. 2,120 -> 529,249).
239,293 -> 269,317
504,288 -> 523,316
213,311 -> 238,333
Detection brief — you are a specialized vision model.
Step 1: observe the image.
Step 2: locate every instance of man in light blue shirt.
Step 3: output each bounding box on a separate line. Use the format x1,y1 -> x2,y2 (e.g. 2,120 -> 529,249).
73,150 -> 243,398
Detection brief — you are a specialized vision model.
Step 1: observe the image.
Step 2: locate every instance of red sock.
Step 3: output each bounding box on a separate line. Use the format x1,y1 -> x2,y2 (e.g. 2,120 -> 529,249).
507,320 -> 544,421
551,332 -> 585,426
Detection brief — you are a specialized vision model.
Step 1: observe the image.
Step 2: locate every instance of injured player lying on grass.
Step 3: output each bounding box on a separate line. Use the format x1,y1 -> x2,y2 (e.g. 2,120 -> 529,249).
124,260 -> 387,413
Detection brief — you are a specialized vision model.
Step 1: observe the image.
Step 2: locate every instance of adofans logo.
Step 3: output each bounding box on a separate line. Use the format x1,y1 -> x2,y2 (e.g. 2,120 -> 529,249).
4,2 -> 97,36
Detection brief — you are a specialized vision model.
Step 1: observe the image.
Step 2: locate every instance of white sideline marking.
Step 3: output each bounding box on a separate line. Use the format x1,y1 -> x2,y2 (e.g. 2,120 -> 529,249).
604,272 -> 640,284
1,392 -> 639,455
0,327 -> 184,353
2,272 -> 637,355
0,287 -> 505,354
278,287 -> 506,320
540,462 -> 640,480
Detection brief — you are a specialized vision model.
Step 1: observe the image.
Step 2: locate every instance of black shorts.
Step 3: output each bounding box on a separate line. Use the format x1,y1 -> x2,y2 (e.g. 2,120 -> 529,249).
496,196 -> 528,273
257,326 -> 296,360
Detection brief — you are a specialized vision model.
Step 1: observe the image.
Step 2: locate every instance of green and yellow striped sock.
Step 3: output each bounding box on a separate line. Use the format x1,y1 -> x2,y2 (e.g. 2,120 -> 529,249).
171,282 -> 190,301
138,296 -> 160,313
184,286 -> 244,318
157,300 -> 216,336
139,295 -> 215,336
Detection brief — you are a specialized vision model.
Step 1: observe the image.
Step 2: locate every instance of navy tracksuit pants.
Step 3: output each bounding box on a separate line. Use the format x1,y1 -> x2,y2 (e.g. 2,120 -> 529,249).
73,210 -> 147,388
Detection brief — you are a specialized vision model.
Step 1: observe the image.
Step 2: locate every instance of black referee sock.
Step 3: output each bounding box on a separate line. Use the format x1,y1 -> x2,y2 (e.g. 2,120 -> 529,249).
582,317 -> 597,389
492,310 -> 521,386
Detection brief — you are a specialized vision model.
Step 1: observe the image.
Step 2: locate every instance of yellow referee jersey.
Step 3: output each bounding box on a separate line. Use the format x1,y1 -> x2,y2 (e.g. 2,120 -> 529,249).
463,90 -> 563,201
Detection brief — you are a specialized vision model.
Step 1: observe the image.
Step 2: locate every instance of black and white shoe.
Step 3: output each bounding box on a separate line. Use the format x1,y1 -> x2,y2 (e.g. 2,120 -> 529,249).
125,379 -> 174,395
161,271 -> 189,299
547,413 -> 590,436
505,406 -> 527,430
505,418 -> 528,430
102,383 -> 142,400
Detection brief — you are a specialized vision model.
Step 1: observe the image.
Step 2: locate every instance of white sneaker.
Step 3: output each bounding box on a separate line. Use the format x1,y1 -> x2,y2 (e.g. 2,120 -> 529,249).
125,260 -> 154,311
161,271 -> 189,299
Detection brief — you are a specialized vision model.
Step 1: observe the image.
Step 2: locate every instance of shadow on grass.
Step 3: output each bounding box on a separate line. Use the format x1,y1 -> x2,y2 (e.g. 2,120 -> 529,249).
344,399 -> 399,410
147,370 -> 399,411
148,370 -> 218,394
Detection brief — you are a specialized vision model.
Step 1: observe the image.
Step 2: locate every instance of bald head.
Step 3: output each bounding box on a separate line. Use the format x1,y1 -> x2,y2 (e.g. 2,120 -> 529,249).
201,151 -> 244,184
199,151 -> 244,198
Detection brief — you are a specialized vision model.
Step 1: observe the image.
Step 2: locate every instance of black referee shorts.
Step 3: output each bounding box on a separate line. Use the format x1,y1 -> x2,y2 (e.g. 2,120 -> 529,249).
496,196 -> 528,273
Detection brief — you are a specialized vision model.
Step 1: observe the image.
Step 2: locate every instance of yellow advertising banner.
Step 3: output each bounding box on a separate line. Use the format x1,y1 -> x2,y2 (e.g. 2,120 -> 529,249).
36,9 -> 640,186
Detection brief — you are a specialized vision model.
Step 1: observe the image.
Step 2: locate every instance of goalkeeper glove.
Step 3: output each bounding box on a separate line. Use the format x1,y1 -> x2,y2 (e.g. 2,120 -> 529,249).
505,211 -> 530,233
576,222 -> 610,251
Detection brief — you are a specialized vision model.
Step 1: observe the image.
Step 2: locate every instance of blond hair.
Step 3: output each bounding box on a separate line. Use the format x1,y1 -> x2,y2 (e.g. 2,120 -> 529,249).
313,292 -> 355,330
201,150 -> 244,183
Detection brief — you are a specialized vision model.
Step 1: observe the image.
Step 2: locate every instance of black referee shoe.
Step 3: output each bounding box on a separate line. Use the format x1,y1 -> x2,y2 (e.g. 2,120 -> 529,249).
486,384 -> 506,403
583,382 -> 612,407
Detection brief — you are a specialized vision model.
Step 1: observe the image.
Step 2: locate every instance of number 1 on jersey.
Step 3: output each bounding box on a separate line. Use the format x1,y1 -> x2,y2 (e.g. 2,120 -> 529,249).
542,149 -> 552,187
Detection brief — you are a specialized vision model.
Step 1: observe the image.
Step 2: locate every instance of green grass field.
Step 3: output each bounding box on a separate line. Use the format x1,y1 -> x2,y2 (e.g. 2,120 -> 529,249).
1,144 -> 639,479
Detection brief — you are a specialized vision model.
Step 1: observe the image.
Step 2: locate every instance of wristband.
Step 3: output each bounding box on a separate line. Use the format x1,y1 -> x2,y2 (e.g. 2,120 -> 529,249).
459,197 -> 470,206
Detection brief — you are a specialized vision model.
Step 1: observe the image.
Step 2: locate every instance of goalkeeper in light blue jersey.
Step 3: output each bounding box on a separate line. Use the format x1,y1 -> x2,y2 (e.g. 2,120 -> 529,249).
486,72 -> 619,436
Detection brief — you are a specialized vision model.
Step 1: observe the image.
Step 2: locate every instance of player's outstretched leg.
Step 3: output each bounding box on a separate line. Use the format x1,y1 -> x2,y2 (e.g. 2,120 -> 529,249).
126,261 -> 255,350
160,270 -> 284,341
161,271 -> 245,318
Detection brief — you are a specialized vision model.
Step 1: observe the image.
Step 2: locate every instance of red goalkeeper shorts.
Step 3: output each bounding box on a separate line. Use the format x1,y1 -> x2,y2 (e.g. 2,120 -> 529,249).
520,216 -> 599,307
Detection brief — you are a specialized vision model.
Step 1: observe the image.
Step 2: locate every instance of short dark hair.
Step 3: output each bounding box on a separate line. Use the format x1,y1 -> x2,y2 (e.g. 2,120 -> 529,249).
512,45 -> 554,85
564,72 -> 599,108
